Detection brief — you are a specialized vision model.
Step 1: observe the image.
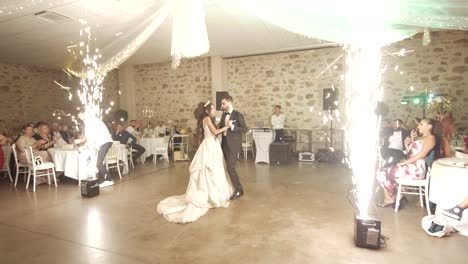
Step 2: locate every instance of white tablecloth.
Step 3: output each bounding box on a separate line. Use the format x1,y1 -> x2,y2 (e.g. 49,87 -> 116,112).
138,137 -> 168,162
48,145 -> 129,183
252,130 -> 274,164
48,148 -> 89,181
429,158 -> 468,208
1,145 -> 11,172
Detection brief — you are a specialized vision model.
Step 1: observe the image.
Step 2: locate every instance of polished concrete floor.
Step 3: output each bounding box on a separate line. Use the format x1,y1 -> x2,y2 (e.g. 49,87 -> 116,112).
0,160 -> 466,264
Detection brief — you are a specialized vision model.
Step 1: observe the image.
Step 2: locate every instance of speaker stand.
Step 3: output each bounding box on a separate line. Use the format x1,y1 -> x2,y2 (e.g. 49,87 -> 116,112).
315,118 -> 342,163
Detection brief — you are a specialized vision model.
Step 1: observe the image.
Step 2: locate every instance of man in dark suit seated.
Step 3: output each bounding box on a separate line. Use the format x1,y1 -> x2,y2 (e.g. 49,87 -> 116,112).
381,119 -> 410,167
112,123 -> 145,162
50,122 -> 70,144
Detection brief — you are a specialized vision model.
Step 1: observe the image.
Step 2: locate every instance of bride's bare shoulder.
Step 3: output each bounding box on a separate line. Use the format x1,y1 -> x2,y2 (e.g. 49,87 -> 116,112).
203,116 -> 212,123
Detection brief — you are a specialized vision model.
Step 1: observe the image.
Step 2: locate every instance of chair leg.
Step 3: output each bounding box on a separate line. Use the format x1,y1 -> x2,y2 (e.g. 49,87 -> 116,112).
32,170 -> 36,192
424,187 -> 431,215
117,162 -> 122,180
47,169 -> 51,185
14,168 -> 19,187
25,170 -> 31,190
52,169 -> 57,187
419,187 -> 423,208
395,184 -> 402,213
7,166 -> 13,182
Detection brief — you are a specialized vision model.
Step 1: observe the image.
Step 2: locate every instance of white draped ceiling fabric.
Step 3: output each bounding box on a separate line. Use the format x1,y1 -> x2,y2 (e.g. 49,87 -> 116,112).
3,0 -> 468,73
234,0 -> 468,46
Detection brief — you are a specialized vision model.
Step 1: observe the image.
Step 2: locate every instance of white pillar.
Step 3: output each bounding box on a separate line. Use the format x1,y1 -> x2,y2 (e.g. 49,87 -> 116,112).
119,66 -> 136,121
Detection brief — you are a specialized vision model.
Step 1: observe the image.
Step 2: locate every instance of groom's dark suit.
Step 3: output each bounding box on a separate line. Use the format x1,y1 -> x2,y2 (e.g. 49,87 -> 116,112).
219,109 -> 247,191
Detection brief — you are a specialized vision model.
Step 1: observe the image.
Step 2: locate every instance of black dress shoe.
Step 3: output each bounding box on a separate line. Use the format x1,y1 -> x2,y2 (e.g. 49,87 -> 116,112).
230,189 -> 244,200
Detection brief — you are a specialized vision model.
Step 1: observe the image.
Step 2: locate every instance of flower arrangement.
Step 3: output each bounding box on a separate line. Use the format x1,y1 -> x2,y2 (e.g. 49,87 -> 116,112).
426,95 -> 452,120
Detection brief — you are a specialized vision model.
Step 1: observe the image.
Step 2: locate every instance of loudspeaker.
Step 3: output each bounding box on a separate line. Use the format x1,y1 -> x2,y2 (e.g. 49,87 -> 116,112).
113,109 -> 128,122
81,177 -> 100,198
216,91 -> 229,110
323,88 -> 338,110
269,142 -> 293,165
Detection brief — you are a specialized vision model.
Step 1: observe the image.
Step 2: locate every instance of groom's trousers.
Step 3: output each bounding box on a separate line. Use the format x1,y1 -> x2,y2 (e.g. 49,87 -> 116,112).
222,141 -> 242,190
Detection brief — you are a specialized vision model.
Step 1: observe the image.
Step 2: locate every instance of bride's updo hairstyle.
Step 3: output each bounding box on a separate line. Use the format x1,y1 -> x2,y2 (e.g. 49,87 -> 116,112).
194,102 -> 215,140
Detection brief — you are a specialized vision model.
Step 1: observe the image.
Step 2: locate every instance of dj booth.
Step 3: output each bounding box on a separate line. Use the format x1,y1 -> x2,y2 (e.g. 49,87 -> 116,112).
250,128 -> 345,165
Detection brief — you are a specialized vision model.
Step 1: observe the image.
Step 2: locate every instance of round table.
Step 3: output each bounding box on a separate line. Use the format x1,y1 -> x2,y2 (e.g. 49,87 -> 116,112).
48,145 -> 129,185
429,157 -> 468,208
138,137 -> 169,162
48,148 -> 89,183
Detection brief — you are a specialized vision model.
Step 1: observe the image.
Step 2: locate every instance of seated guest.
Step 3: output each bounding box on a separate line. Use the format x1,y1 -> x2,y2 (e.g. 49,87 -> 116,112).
154,121 -> 165,137
434,121 -> 451,159
16,124 -> 51,184
113,123 -> 145,161
442,196 -> 468,221
49,122 -> 70,144
33,123 -> 55,151
0,132 -> 10,170
377,118 -> 436,207
126,120 -> 138,137
381,119 -> 410,167
440,111 -> 454,142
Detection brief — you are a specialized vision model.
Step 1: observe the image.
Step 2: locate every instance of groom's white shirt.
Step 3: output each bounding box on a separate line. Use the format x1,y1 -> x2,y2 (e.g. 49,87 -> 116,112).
224,106 -> 234,136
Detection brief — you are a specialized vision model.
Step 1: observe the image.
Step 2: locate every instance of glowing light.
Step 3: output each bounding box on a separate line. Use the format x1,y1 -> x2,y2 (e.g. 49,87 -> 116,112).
86,208 -> 102,245
75,20 -> 106,119
344,45 -> 383,214
110,101 -> 114,106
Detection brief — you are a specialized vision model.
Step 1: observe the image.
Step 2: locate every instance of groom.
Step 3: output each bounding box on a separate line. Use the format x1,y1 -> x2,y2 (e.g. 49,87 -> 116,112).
219,94 -> 247,200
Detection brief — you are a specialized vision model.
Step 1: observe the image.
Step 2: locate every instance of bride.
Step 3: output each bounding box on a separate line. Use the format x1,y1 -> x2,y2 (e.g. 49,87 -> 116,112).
156,101 -> 233,223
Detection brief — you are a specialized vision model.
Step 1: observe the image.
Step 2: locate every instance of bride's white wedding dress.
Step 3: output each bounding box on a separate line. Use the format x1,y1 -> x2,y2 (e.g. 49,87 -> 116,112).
156,122 -> 233,223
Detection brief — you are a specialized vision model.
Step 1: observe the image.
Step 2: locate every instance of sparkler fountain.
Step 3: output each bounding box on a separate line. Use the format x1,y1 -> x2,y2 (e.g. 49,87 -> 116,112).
344,45 -> 385,249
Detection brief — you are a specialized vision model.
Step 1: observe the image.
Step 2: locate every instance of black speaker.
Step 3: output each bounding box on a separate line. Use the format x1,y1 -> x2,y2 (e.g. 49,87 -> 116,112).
216,91 -> 229,110
81,177 -> 100,198
269,142 -> 293,165
323,88 -> 338,110
114,109 -> 128,122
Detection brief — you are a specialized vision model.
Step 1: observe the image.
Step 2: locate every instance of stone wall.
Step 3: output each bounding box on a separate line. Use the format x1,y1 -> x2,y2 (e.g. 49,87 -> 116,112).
133,57 -> 212,130
0,62 -> 120,135
224,30 -> 468,133
225,48 -> 344,130
381,30 -> 468,132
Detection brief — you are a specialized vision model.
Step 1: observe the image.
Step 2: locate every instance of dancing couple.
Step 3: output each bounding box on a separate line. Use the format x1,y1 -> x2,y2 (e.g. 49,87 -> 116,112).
157,94 -> 247,223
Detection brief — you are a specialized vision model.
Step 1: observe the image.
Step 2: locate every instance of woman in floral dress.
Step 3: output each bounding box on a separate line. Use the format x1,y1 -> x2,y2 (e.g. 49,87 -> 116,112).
377,118 -> 437,207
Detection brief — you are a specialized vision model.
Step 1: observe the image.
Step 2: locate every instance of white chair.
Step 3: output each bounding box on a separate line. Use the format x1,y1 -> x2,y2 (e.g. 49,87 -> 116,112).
394,149 -> 436,215
12,143 -> 29,187
1,144 -> 13,182
128,145 -> 144,168
128,146 -> 135,169
153,137 -> 169,163
24,147 -> 57,192
394,167 -> 432,215
241,132 -> 255,160
105,141 -> 122,180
